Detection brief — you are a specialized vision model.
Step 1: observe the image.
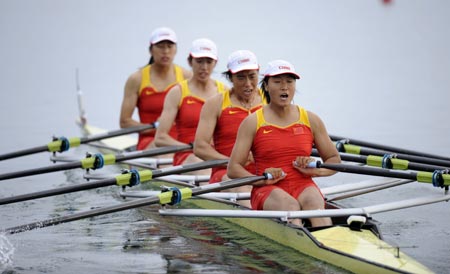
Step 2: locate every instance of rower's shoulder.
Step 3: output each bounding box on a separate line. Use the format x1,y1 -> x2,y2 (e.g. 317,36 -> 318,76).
180,66 -> 193,79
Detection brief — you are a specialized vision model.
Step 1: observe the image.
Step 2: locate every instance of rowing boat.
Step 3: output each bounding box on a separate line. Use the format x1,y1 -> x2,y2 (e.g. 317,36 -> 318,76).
75,114 -> 438,273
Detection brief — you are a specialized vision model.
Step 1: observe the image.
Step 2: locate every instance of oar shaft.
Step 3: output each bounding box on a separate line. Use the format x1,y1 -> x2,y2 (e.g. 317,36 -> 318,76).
79,124 -> 156,144
0,124 -> 157,161
338,144 -> 450,167
5,195 -> 161,234
330,134 -> 450,161
4,175 -> 265,234
0,145 -> 49,161
0,144 -> 192,182
0,179 -> 116,205
115,144 -> 192,162
323,149 -> 449,172
0,159 -> 227,205
151,159 -> 228,178
317,162 -> 450,187
0,161 -> 82,181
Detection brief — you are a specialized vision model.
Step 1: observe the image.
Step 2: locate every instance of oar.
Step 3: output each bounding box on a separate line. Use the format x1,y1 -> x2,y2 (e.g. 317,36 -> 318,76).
3,174 -> 268,234
326,179 -> 414,202
316,149 -> 450,172
0,144 -> 192,181
330,134 -> 450,161
315,162 -> 450,189
0,159 -> 227,205
0,123 -> 158,161
159,193 -> 450,219
334,143 -> 450,167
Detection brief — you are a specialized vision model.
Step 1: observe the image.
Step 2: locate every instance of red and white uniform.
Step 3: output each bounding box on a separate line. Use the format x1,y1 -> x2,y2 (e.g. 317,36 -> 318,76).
250,106 -> 323,210
210,91 -> 265,183
136,65 -> 185,150
173,80 -> 227,165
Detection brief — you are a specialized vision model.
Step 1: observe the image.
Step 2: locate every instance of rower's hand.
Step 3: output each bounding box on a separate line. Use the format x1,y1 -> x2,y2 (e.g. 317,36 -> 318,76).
264,167 -> 286,185
293,157 -> 317,177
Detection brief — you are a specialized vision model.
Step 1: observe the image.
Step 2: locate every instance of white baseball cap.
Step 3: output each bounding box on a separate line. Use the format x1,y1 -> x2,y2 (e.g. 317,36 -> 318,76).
227,50 -> 259,74
263,60 -> 300,79
190,38 -> 218,60
150,27 -> 177,45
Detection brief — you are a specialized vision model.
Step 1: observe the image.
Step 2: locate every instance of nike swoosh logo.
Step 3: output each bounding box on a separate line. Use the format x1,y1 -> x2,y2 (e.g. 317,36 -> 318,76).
145,90 -> 155,95
187,100 -> 196,104
228,110 -> 239,114
263,129 -> 272,134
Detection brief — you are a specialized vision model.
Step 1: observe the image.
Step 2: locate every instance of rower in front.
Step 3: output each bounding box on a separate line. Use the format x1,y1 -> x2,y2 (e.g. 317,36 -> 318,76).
119,27 -> 192,151
155,38 -> 227,176
194,50 -> 265,207
227,60 -> 341,227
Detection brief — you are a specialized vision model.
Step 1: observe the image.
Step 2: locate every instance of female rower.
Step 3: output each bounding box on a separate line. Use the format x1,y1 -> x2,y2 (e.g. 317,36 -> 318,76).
194,50 -> 265,206
155,38 -> 227,175
119,27 -> 192,151
227,60 -> 341,226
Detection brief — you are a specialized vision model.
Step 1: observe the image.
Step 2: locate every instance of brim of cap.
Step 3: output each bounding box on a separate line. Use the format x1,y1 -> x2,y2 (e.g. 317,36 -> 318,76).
190,53 -> 218,60
265,72 -> 300,79
151,38 -> 177,45
229,64 -> 260,74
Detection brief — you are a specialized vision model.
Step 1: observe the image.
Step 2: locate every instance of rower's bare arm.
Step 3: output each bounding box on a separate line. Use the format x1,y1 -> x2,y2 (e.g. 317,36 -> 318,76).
307,111 -> 341,176
182,67 -> 193,79
194,95 -> 228,161
120,71 -> 154,133
154,85 -> 184,147
228,115 -> 264,184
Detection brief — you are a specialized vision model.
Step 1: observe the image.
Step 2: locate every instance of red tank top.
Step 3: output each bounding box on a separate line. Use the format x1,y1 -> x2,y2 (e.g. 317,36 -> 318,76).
173,80 -> 226,165
252,106 -> 314,188
136,65 -> 184,150
213,90 -> 265,157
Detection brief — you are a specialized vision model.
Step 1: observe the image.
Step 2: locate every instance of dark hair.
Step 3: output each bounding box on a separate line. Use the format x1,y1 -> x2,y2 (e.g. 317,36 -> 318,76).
222,70 -> 233,82
148,45 -> 154,65
260,74 -> 298,103
259,76 -> 271,103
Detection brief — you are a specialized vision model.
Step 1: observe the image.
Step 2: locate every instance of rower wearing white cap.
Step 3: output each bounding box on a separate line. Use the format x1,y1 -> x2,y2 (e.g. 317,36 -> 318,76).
194,50 -> 266,207
119,27 -> 192,151
228,60 -> 341,227
155,38 -> 228,176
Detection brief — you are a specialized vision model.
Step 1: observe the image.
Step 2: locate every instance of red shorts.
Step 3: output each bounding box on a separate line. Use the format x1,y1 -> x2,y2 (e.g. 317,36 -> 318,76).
251,181 -> 321,210
209,163 -> 257,184
210,167 -> 227,183
173,150 -> 193,166
136,136 -> 154,151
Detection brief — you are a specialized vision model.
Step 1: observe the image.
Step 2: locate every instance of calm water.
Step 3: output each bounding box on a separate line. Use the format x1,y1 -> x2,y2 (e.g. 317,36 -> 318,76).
1,0 -> 450,273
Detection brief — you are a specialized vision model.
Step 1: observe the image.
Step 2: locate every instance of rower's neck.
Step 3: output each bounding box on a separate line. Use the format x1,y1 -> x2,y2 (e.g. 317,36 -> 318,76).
233,89 -> 257,109
151,63 -> 173,76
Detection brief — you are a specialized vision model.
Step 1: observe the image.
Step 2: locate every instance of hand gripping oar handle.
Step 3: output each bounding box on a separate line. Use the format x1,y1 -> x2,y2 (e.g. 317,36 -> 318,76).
3,172 -> 272,234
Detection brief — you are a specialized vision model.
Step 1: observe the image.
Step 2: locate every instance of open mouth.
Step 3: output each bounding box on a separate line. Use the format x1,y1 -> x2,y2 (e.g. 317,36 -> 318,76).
280,93 -> 289,99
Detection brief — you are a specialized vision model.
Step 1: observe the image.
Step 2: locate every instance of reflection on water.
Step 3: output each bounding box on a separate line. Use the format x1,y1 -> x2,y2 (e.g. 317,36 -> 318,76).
0,234 -> 14,272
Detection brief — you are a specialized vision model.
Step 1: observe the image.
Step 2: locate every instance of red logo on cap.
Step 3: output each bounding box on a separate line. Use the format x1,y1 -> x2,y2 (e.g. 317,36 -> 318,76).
238,58 -> 250,64
278,65 -> 291,70
200,47 -> 212,51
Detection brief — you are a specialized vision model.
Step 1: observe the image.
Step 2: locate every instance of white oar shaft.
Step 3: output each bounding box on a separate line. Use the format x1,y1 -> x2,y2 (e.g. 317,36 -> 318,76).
159,194 -> 450,219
